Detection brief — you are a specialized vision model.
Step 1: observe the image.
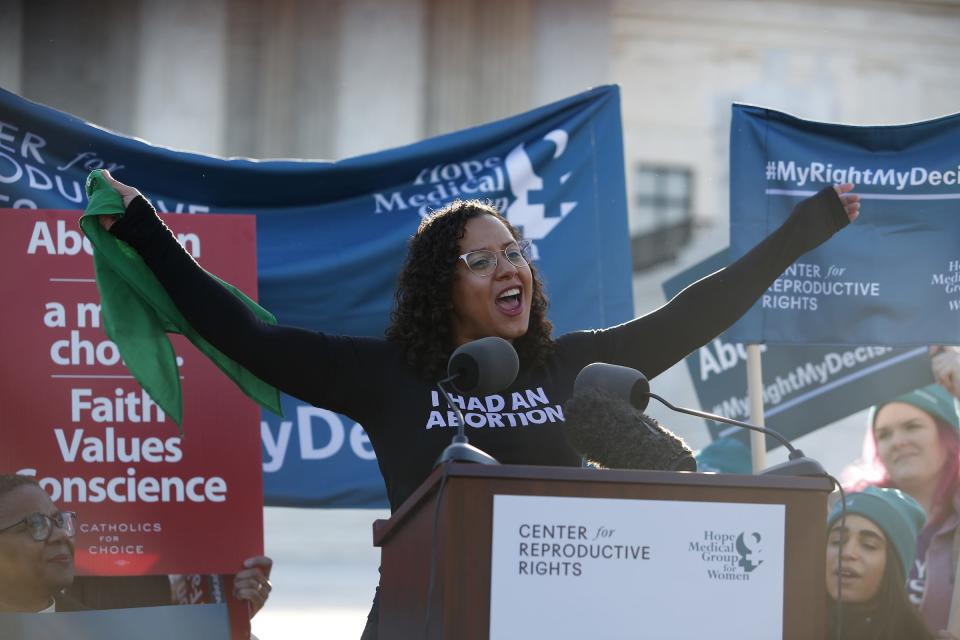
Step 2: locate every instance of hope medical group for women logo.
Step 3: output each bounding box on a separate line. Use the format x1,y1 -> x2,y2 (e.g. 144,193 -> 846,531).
687,529 -> 767,582
370,127 -> 579,250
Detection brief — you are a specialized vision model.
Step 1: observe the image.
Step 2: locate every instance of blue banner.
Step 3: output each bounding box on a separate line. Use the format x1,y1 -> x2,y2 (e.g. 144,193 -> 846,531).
0,86 -> 632,507
663,249 -> 934,448
728,104 -> 960,347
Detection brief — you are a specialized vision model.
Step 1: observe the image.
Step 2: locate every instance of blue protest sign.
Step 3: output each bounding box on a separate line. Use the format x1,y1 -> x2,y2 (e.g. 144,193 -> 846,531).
663,249 -> 934,447
0,604 -> 229,640
0,85 -> 632,506
728,104 -> 960,347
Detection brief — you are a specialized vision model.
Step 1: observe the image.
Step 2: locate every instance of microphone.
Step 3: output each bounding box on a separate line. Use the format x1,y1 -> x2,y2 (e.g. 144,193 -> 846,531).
447,337 -> 520,396
573,362 -> 827,477
434,337 -> 519,467
574,362 -> 651,412
563,387 -> 696,471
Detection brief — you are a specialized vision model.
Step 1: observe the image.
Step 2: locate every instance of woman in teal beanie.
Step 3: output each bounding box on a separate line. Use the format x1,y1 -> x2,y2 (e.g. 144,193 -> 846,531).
826,487 -> 933,640
844,362 -> 960,635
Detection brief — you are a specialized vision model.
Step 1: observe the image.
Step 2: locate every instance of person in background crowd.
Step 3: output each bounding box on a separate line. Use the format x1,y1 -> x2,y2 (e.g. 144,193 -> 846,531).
0,475 -> 81,612
825,486 -> 934,640
0,474 -> 271,623
844,346 -> 960,635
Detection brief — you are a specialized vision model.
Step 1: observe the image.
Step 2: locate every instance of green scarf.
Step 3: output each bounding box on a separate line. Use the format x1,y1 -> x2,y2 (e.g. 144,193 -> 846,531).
80,169 -> 282,428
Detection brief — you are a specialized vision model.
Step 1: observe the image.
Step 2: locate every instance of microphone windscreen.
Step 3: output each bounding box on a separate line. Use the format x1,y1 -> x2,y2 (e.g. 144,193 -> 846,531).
563,388 -> 695,472
447,337 -> 520,396
574,362 -> 650,412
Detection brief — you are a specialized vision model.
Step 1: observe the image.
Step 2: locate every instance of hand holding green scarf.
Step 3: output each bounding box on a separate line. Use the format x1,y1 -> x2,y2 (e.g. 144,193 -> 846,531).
80,169 -> 282,428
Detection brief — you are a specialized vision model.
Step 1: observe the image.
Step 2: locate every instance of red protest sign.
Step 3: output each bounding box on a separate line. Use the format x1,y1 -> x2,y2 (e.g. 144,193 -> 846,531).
0,209 -> 263,576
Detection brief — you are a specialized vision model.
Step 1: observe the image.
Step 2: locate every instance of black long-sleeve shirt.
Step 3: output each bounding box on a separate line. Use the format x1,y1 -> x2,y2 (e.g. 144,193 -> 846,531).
111,188 -> 847,511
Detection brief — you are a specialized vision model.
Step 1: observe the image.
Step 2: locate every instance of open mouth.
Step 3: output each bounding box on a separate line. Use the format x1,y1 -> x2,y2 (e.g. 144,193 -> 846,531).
495,287 -> 522,312
834,569 -> 860,580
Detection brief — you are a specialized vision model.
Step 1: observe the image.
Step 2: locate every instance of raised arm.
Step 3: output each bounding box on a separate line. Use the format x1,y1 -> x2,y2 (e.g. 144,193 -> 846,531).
588,184 -> 860,379
96,171 -> 366,413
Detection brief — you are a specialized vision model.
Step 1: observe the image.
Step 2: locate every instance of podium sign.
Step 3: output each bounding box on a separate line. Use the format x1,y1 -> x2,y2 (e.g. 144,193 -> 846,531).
490,495 -> 785,640
374,465 -> 829,640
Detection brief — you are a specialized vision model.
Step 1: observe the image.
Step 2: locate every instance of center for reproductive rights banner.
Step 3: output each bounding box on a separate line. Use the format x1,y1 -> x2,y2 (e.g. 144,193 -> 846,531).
0,209 -> 263,576
489,495 -> 785,640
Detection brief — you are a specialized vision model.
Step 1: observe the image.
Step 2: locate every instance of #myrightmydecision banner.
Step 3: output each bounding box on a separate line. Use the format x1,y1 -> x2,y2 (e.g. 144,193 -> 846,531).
728,104 -> 960,347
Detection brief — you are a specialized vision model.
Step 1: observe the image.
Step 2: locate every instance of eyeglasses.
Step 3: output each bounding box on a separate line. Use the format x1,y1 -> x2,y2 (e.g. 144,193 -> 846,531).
458,241 -> 531,277
0,511 -> 78,542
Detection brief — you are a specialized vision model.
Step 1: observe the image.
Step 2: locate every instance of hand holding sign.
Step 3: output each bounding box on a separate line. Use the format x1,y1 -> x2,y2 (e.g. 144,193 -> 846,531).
932,346 -> 960,399
233,555 -> 273,619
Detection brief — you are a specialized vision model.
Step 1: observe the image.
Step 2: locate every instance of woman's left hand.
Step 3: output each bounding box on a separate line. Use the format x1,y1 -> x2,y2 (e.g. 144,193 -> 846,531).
833,183 -> 861,222
96,169 -> 142,231
232,555 -> 273,619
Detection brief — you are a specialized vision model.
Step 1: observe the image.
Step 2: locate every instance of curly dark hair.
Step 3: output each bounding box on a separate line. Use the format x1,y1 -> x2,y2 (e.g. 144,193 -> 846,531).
386,199 -> 554,380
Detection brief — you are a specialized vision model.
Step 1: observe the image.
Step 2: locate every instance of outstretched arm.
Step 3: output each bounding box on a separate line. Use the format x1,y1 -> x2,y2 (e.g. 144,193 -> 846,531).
96,171 -> 364,412
590,184 -> 860,379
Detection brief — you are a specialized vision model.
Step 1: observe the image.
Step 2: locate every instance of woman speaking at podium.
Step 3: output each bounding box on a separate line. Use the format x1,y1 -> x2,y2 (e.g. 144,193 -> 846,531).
95,171 -> 859,638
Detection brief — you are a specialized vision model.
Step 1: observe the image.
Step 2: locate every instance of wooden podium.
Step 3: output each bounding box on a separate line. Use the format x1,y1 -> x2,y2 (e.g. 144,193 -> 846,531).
373,464 -> 832,640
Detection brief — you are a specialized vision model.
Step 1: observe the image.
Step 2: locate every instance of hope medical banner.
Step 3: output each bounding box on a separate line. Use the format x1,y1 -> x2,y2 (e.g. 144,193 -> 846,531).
663,250 -> 934,446
0,210 -> 263,575
0,85 -> 632,507
728,104 -> 960,347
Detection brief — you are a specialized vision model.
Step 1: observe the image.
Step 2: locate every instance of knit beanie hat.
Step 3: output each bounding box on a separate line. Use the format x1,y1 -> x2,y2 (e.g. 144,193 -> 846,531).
872,384 -> 960,433
826,486 -> 926,576
694,437 -> 752,474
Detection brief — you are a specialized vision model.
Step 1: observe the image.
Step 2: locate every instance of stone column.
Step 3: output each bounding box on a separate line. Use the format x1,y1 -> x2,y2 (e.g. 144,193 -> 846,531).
334,0 -> 427,158
134,0 -> 228,155
0,0 -> 23,94
531,0 -> 613,106
222,0 -> 341,159
20,0 -> 140,134
424,0 -> 534,137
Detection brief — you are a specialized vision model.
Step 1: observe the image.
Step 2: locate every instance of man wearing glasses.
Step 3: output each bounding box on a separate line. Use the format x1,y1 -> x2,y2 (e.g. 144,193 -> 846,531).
0,473 -> 273,620
0,474 -> 79,612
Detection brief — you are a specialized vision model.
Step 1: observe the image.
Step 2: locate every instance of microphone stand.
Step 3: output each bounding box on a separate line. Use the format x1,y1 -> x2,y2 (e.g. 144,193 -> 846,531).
645,392 -> 826,477
434,375 -> 499,467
